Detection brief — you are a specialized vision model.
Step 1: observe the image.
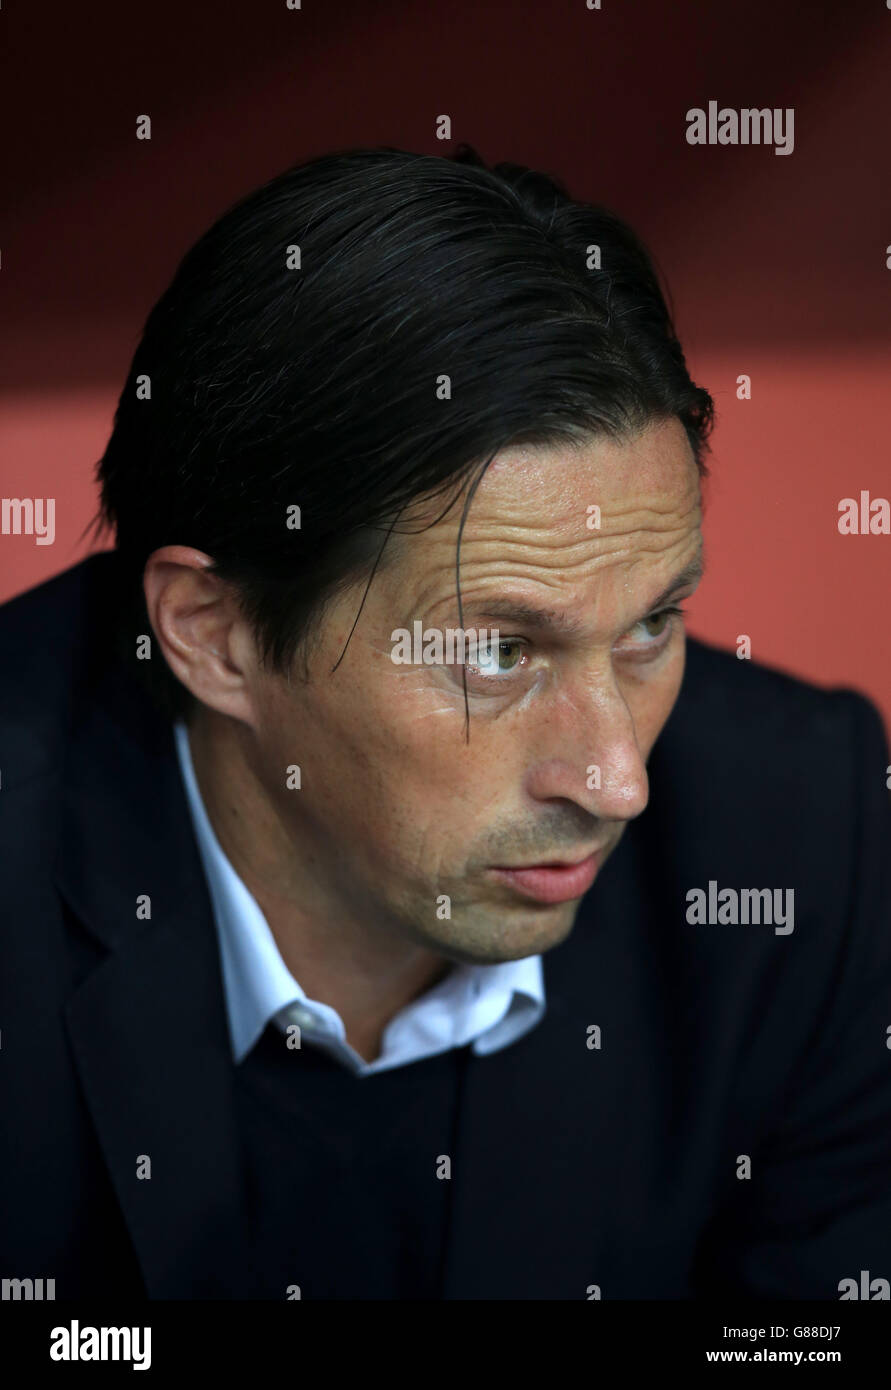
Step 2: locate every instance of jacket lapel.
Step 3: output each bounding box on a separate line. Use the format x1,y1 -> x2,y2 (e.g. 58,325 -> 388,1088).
54,656 -> 250,1297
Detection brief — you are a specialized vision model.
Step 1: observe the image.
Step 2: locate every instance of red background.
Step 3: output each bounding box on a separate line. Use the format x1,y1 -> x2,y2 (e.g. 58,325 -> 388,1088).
1,0 -> 889,730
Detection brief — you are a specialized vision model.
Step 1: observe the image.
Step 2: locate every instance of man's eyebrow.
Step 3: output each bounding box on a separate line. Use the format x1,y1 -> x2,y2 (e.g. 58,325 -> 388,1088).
455,557 -> 705,634
638,555 -> 705,616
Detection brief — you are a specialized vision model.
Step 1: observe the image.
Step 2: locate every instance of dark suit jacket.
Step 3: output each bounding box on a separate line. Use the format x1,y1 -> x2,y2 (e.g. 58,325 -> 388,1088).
2,551 -> 890,1300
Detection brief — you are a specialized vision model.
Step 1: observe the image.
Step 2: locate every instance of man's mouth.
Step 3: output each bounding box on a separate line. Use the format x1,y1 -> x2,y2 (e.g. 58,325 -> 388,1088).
487,849 -> 603,904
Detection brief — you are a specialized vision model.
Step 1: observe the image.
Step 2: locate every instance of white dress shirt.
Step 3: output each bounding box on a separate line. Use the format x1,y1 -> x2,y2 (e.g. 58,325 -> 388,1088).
173,720 -> 546,1076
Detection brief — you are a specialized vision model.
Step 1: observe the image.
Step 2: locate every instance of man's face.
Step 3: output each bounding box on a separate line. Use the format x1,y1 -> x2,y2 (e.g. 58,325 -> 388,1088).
248,416 -> 703,964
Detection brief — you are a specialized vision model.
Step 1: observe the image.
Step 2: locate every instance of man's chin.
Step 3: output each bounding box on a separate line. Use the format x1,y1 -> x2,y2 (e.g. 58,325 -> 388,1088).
420,895 -> 583,966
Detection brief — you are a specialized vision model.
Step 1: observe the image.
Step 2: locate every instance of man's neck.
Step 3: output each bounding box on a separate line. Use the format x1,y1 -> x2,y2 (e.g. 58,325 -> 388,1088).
185,708 -> 452,1062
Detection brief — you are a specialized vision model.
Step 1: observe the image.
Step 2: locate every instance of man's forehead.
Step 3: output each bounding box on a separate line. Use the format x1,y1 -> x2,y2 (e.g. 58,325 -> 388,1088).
400,419 -> 700,560
391,418 -> 703,617
478,418 -> 699,514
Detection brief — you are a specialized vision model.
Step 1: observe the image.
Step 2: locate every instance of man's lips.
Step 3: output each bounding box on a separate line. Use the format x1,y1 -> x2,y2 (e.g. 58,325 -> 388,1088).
487,849 -> 603,904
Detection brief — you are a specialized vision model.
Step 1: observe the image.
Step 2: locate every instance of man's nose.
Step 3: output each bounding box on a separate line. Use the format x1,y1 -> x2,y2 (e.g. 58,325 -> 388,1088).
524,680 -> 650,824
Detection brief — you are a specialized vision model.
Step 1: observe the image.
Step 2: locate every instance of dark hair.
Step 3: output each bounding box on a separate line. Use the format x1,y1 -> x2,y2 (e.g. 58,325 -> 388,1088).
94,143 -> 714,727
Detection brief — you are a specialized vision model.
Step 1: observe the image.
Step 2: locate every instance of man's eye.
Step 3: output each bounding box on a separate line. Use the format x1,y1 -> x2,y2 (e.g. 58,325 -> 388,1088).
643,609 -> 673,638
466,639 -> 526,679
621,605 -> 686,647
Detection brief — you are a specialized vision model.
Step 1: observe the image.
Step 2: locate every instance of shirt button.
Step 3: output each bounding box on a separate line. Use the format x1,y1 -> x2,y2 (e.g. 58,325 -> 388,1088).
289,1007 -> 315,1029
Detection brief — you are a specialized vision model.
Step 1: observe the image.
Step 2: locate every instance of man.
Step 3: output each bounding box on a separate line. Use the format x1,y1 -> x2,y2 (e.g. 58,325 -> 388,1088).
1,145 -> 889,1301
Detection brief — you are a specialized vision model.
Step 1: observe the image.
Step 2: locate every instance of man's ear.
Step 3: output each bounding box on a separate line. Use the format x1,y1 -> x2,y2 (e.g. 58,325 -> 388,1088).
142,545 -> 261,725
